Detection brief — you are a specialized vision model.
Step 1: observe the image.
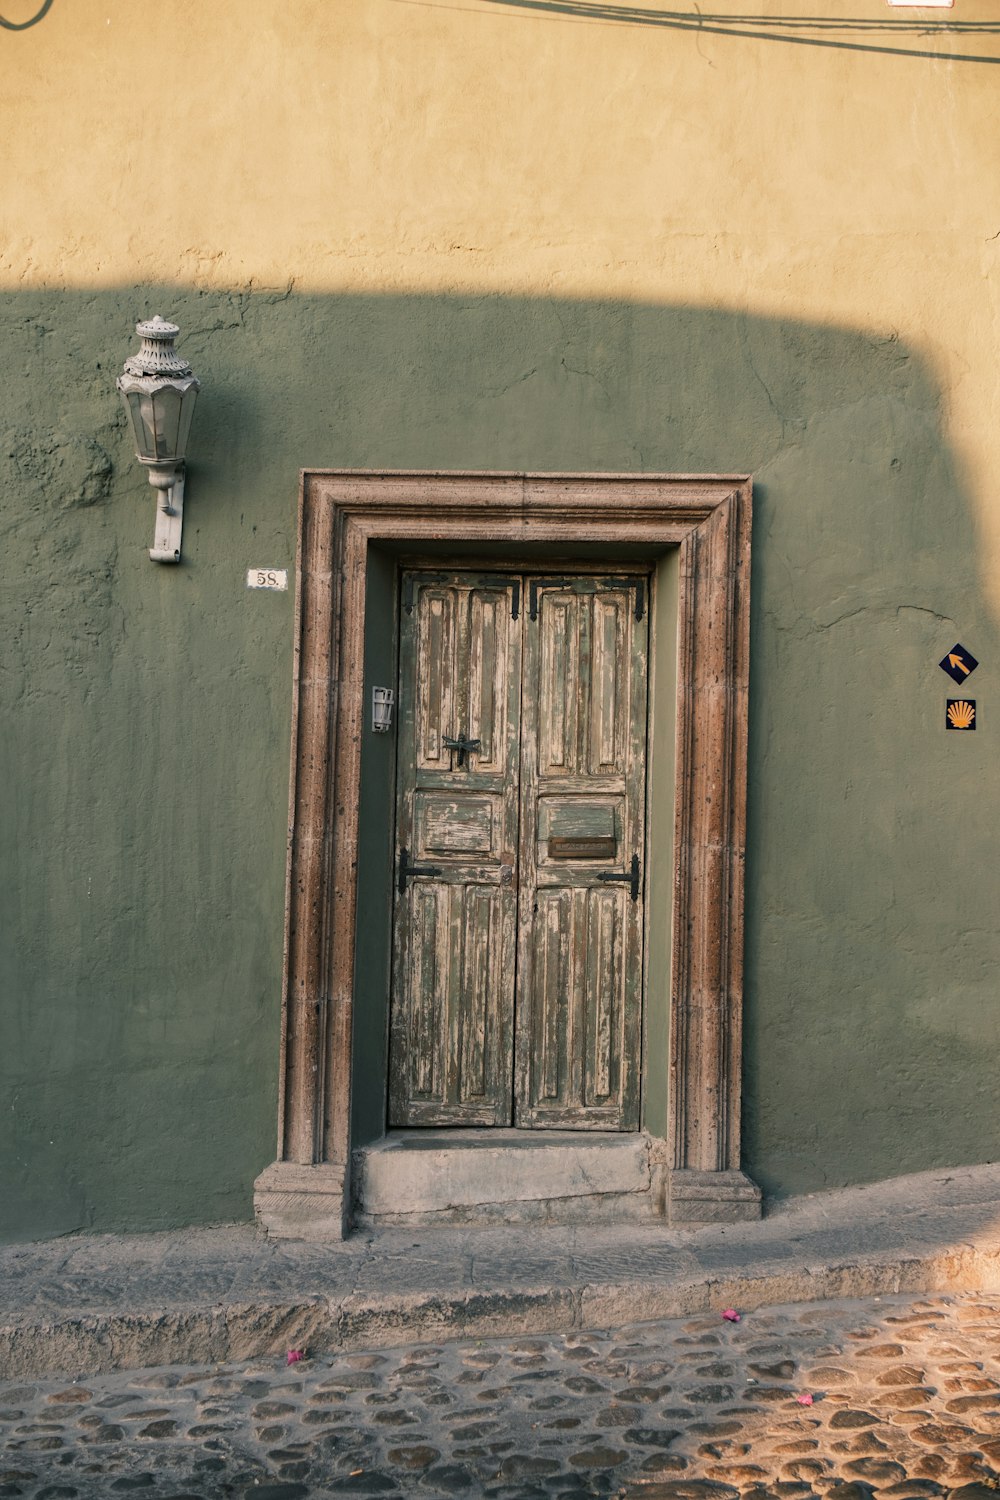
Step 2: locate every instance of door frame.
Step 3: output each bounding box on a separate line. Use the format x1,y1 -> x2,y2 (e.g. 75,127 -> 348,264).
254,471 -> 759,1236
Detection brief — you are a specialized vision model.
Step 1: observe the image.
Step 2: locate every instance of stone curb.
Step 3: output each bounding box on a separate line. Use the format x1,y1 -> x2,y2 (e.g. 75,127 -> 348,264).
5,1240 -> 1000,1381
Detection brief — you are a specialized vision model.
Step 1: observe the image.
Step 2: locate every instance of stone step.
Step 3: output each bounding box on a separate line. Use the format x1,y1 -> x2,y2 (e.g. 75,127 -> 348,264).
353,1129 -> 656,1226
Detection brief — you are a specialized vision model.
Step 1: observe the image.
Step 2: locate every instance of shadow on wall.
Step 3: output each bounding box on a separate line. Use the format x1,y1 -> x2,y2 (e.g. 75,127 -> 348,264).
1,285 -> 998,1242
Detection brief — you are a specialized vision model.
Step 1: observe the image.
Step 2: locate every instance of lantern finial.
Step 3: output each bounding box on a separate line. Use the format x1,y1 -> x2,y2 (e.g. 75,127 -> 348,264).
123,316 -> 194,379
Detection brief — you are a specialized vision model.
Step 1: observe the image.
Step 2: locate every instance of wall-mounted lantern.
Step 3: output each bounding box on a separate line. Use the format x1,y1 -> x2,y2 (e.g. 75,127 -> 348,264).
372,686 -> 395,733
117,316 -> 200,563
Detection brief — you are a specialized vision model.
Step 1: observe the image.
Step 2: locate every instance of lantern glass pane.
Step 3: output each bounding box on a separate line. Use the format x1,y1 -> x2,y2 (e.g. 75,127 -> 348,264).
151,386 -> 183,461
175,387 -> 198,462
122,390 -> 155,460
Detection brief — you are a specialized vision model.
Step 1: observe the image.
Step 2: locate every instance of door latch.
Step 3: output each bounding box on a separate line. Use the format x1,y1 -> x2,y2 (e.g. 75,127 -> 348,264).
442,733 -> 482,768
398,847 -> 442,894
597,853 -> 641,902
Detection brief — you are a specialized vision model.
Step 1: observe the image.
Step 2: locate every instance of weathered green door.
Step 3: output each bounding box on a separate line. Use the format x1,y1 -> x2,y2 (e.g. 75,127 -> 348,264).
515,578 -> 647,1128
389,571 -> 647,1130
388,575 -> 522,1125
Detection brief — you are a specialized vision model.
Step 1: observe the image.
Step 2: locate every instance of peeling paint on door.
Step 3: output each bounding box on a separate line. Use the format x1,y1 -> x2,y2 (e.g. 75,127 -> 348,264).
389,571 -> 648,1130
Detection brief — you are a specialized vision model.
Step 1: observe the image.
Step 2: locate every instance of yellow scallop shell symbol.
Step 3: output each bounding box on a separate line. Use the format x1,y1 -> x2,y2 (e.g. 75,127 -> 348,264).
948,700 -> 975,729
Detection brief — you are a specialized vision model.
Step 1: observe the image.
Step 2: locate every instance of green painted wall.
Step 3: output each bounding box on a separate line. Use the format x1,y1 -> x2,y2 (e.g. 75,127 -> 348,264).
3,2 -> 1000,1241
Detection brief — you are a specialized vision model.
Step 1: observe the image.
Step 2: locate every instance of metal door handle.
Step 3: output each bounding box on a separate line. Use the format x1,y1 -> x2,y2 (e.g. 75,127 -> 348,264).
398,847 -> 442,894
597,853 -> 641,902
442,733 -> 482,768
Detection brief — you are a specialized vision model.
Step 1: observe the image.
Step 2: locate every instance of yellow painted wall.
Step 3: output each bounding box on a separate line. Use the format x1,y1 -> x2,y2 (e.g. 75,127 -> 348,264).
3,0 -> 1000,1236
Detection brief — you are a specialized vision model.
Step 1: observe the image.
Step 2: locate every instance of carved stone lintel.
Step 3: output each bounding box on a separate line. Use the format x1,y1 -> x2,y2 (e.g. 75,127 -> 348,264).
253,1161 -> 349,1241
667,1168 -> 762,1225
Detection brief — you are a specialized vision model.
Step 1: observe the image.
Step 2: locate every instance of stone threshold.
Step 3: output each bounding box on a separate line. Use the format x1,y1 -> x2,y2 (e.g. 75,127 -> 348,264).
352,1128 -> 657,1226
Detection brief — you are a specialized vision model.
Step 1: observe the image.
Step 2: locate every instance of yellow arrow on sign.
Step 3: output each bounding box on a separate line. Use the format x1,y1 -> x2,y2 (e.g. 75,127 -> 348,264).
949,653 -> 970,675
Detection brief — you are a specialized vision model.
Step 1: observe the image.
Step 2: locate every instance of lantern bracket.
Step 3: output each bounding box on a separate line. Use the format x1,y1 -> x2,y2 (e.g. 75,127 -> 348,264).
146,465 -> 185,563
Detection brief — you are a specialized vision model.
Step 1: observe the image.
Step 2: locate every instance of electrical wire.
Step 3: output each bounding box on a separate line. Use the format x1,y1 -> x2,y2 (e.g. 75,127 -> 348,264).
0,0 -> 54,32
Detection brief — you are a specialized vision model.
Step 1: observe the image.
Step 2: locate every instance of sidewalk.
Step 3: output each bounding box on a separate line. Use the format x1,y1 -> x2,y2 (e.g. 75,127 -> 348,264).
4,1161 -> 1000,1380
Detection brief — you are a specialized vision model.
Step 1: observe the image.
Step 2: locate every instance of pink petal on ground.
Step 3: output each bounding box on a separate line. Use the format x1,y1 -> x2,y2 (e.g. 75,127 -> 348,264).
721,1308 -> 741,1323
287,1349 -> 305,1364
796,1392 -> 814,1406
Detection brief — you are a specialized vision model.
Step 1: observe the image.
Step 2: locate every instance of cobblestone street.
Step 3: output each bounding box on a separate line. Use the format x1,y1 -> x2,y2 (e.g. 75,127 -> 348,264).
5,1293 -> 1000,1499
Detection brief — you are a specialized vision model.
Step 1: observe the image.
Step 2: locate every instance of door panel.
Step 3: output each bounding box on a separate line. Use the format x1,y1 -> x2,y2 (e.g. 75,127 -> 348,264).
467,588 -> 509,773
388,574 -> 521,1126
516,579 -> 647,1129
585,885 -> 625,1105
414,792 -> 497,857
414,585 -> 457,772
524,883 -> 628,1118
538,595 -> 579,775
590,593 -> 627,774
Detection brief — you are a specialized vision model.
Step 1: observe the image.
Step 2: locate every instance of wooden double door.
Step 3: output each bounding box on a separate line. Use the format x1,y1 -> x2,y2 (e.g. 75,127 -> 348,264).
388,570 -> 648,1130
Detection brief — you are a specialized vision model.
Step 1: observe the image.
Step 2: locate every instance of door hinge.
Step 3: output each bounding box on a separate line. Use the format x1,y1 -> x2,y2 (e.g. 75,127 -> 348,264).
528,576 -> 646,621
398,847 -> 442,893
528,577 -> 573,620
475,575 -> 520,619
597,853 -> 641,902
600,575 -> 646,620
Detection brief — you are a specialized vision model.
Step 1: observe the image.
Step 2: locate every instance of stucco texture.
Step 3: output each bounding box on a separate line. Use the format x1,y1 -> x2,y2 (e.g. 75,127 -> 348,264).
2,0 -> 1000,1240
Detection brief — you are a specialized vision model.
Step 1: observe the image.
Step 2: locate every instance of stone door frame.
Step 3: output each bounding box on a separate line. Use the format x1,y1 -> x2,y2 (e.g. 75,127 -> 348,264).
254,471 -> 760,1238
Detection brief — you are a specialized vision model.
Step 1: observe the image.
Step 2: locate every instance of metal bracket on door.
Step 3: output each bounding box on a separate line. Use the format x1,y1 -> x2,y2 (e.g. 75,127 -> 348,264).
528,578 -> 572,621
398,847 -> 442,894
475,576 -> 520,619
442,733 -> 482,768
597,853 -> 641,902
600,576 -> 646,621
403,574 -> 520,619
528,576 -> 646,621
